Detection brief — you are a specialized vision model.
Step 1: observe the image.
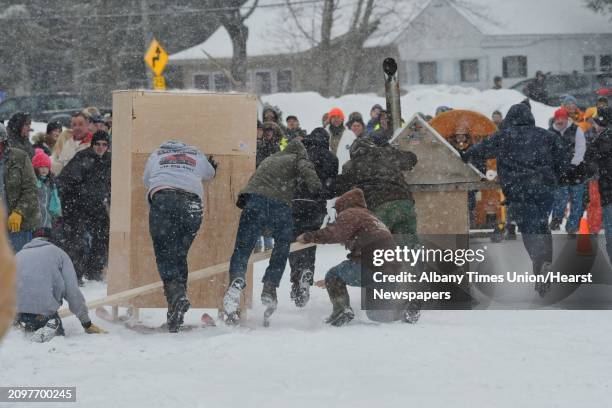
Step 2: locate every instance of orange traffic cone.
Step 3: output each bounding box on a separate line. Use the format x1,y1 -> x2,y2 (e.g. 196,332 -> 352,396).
576,217 -> 594,256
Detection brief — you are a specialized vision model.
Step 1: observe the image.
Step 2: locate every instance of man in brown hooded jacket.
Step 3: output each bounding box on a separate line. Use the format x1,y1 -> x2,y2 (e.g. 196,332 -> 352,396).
297,188 -> 401,326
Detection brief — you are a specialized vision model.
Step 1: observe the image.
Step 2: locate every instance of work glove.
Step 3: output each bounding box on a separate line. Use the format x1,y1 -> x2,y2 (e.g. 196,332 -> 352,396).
82,321 -> 108,334
208,155 -> 218,173
7,211 -> 22,232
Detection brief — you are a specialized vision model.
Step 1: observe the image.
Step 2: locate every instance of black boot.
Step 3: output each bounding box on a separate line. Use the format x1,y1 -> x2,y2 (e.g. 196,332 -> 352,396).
290,270 -> 313,308
325,276 -> 354,326
163,281 -> 190,333
506,223 -> 517,240
549,218 -> 562,231
261,281 -> 278,309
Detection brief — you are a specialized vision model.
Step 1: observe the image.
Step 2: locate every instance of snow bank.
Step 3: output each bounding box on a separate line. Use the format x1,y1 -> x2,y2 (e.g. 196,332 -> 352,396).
261,85 -> 556,133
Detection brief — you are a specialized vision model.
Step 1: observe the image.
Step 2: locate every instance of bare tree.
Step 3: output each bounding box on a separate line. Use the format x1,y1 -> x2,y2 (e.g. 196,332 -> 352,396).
341,0 -> 377,94
211,0 -> 259,90
585,0 -> 612,15
279,0 -> 405,96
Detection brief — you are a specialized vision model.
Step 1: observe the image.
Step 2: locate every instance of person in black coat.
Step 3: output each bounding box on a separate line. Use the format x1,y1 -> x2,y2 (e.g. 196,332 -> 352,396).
462,101 -> 565,296
583,107 -> 612,261
256,121 -> 282,168
58,131 -> 111,283
523,71 -> 548,104
289,127 -> 338,307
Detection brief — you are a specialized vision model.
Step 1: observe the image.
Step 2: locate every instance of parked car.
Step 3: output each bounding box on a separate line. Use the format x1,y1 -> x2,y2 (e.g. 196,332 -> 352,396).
511,72 -> 612,109
0,93 -> 110,123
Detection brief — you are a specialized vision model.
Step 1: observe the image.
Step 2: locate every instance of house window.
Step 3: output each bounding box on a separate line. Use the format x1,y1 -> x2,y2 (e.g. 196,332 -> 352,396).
418,62 -> 437,84
213,73 -> 230,92
584,56 -> 597,72
277,69 -> 292,92
460,59 -> 479,82
502,56 -> 527,78
194,74 -> 211,90
601,55 -> 611,72
254,71 -> 272,94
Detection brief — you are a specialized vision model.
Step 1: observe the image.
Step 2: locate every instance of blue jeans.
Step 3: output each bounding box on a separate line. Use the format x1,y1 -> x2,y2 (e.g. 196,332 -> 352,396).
508,188 -> 554,272
602,204 -> 612,265
9,230 -> 32,252
229,194 -> 293,287
325,260 -> 362,287
551,183 -> 586,232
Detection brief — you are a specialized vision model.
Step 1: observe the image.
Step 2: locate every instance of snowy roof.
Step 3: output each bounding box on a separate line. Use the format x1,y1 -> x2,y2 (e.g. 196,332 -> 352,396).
170,0 -> 429,61
170,0 -> 612,62
453,0 -> 612,36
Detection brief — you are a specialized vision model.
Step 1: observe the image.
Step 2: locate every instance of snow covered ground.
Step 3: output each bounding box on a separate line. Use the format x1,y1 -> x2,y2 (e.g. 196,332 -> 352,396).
0,86 -> 603,407
2,242 -> 612,408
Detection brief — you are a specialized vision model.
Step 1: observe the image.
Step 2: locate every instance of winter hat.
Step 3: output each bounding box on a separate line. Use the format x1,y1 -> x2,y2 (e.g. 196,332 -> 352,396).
553,108 -> 569,120
32,148 -> 51,169
0,124 -> 7,142
304,127 -> 330,150
46,121 -> 62,134
594,107 -> 610,127
7,112 -> 31,136
262,105 -> 280,122
328,107 -> 345,121
33,228 -> 52,239
371,104 -> 383,112
562,95 -> 578,106
346,116 -> 365,129
91,130 -> 110,146
286,115 -> 298,122
435,106 -> 452,116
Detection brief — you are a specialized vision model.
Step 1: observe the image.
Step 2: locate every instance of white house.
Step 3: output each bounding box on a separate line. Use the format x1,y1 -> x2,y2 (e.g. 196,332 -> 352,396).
385,0 -> 612,89
168,0 -> 612,94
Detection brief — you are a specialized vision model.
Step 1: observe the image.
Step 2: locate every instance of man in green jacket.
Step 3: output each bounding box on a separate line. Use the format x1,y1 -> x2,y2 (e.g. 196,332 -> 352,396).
222,140 -> 322,324
0,124 -> 41,251
336,137 -> 418,247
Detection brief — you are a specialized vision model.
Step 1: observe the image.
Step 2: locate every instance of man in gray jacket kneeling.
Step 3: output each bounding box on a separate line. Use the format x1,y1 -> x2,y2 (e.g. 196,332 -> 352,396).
14,229 -> 107,342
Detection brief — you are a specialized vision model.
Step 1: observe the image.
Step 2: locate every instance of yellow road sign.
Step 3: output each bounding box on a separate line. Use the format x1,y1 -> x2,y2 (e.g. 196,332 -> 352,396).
153,75 -> 166,90
144,39 -> 168,76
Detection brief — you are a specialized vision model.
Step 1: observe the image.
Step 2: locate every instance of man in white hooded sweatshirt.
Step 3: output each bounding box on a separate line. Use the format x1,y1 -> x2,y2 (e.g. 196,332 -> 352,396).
143,140 -> 216,332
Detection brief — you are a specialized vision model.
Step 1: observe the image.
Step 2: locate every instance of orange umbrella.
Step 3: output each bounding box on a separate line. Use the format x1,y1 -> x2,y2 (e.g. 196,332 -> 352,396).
430,109 -> 498,145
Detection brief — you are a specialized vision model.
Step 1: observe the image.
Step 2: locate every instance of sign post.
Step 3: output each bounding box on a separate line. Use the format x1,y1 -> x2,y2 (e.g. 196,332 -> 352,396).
144,38 -> 169,90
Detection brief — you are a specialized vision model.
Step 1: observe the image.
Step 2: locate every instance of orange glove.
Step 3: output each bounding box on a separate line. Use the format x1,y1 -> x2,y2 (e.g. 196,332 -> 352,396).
7,212 -> 22,233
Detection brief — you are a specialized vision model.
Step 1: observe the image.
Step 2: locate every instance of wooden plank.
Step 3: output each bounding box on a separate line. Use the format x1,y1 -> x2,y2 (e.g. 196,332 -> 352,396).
59,243 -> 315,318
0,204 -> 16,340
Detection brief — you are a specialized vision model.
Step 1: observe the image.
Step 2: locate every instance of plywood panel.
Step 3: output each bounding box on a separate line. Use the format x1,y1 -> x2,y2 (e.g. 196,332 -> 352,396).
128,91 -> 258,156
413,191 -> 469,235
107,91 -> 256,309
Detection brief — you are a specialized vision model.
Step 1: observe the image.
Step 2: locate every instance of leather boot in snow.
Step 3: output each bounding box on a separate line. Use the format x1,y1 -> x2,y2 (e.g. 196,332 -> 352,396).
163,281 -> 190,333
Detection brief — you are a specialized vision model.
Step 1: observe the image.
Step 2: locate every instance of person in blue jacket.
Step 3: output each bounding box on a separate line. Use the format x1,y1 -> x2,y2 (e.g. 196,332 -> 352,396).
461,100 -> 565,296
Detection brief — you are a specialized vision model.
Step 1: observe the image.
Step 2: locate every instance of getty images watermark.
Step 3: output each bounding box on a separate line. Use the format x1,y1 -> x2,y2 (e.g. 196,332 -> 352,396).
361,235 -> 605,309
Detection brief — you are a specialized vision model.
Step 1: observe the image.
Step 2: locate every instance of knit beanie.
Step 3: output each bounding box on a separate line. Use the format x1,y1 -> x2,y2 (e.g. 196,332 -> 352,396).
562,95 -> 578,106
328,107 -> 345,121
31,148 -> 51,169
